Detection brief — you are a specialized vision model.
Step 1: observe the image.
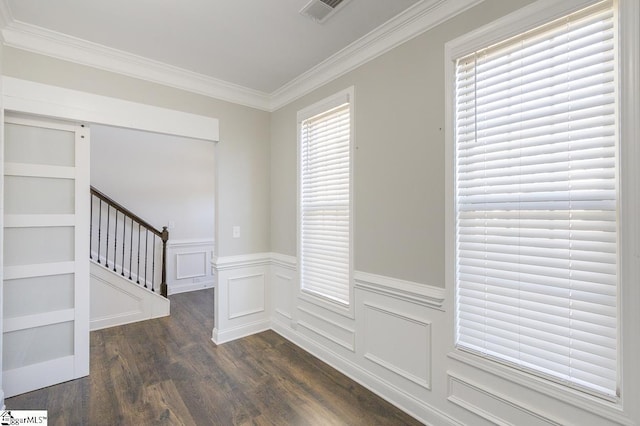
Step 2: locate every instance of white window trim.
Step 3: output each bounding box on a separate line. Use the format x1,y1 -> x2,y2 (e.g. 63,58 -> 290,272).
444,0 -> 640,422
297,86 -> 355,318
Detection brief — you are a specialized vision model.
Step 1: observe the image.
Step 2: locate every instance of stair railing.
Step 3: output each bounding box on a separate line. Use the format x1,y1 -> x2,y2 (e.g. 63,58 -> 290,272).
90,186 -> 169,297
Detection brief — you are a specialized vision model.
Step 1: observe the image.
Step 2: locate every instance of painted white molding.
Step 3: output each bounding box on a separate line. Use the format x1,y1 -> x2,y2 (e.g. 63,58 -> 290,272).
227,273 -> 265,319
447,373 -> 564,426
297,305 -> 355,352
176,252 -> 207,280
446,0 -> 604,60
167,238 -> 215,249
362,302 -> 431,390
0,1 -> 482,112
354,271 -> 445,310
212,252 -> 272,271
619,0 -> 640,421
447,351 -> 634,425
212,319 -> 271,345
0,21 -> 271,111
2,77 -> 219,142
270,0 -> 483,110
166,239 -> 215,295
90,261 -> 169,331
270,321 -> 462,426
212,254 -> 271,345
169,281 -> 214,296
270,252 -> 297,270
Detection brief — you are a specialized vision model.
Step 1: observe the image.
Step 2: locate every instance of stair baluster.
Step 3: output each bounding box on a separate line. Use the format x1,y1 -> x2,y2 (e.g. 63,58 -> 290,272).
90,186 -> 169,298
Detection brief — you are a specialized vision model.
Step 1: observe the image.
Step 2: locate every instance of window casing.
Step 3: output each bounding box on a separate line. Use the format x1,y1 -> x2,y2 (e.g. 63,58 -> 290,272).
451,0 -> 618,397
298,88 -> 353,308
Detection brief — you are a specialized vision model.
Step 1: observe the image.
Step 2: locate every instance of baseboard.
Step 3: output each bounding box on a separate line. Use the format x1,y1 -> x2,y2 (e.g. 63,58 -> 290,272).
90,311 -> 148,331
212,319 -> 271,345
271,319 -> 461,426
168,280 -> 214,295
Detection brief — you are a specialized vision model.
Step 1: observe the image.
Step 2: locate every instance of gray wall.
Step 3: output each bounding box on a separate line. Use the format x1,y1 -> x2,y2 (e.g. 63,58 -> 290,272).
2,0 -> 535,277
2,47 -> 271,257
270,0 -> 534,286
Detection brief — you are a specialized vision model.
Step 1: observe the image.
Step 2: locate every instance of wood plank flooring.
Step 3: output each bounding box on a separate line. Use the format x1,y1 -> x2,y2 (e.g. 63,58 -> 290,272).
6,289 -> 422,425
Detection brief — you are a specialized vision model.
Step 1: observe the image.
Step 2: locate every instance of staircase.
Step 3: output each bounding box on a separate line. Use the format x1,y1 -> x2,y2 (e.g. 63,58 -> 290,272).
89,186 -> 170,330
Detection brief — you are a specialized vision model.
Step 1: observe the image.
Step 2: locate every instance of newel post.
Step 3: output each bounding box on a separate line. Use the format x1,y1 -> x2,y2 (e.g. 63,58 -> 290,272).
161,226 -> 169,297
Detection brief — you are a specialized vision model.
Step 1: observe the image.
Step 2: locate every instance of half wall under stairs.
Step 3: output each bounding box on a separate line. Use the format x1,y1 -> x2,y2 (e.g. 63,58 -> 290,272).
90,260 -> 170,331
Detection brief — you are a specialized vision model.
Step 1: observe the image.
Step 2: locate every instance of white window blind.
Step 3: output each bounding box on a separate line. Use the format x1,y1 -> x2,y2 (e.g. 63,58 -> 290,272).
300,98 -> 351,305
454,1 -> 617,397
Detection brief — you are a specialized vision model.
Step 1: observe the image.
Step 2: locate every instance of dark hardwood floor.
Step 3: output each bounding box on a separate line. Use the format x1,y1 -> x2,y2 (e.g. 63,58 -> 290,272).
6,288 -> 422,425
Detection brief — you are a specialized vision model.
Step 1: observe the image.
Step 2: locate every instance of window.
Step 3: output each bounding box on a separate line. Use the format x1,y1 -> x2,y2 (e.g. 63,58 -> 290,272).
451,1 -> 618,396
298,88 -> 353,306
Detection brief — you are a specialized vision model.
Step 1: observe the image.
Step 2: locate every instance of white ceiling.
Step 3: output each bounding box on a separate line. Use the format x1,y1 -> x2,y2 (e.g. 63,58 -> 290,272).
3,0 -> 420,94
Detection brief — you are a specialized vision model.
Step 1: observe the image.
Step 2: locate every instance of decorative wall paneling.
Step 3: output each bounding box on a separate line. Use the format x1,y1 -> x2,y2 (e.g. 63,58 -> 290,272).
166,239 -> 215,295
89,262 -> 169,331
213,252 -> 638,425
211,253 -> 271,344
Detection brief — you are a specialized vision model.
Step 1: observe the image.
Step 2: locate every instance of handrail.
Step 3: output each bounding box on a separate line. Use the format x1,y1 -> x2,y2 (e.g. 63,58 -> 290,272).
90,186 -> 163,237
90,185 -> 169,298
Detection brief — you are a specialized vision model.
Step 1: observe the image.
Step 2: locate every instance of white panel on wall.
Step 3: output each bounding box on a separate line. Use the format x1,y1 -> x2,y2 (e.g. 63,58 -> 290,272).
228,273 -> 265,319
273,272 -> 293,321
167,240 -> 215,295
447,374 -> 563,426
89,262 -> 169,331
297,306 -> 355,352
176,251 -> 207,279
363,303 -> 431,389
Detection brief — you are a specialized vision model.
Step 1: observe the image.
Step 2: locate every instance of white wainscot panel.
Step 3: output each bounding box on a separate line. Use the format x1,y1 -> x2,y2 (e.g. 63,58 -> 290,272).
167,239 -> 215,295
448,374 -> 564,426
272,271 -> 293,322
228,273 -> 265,319
363,302 -> 431,390
297,304 -> 355,352
177,251 -> 206,279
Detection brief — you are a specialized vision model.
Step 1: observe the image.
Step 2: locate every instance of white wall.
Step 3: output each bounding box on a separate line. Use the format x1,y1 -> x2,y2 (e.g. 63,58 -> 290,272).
91,124 -> 215,242
91,125 -> 217,293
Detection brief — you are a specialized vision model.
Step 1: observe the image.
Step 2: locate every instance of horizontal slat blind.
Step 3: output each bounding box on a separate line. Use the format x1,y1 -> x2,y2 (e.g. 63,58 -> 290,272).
300,101 -> 351,304
454,1 -> 617,396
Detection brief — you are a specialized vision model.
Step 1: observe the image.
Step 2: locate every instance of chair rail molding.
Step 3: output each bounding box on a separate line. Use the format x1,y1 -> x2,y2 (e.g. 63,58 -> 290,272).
354,271 -> 445,310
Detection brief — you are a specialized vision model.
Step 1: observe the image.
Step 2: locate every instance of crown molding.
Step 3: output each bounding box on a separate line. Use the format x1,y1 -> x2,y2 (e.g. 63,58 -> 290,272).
1,20 -> 272,111
268,0 -> 483,110
0,0 -> 482,112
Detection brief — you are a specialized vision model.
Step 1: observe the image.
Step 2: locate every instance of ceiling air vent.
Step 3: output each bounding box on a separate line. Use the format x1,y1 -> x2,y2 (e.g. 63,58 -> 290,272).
300,0 -> 352,24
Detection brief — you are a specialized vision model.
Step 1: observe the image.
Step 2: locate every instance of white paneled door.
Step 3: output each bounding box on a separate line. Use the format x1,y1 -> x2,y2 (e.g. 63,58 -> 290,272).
2,114 -> 89,397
